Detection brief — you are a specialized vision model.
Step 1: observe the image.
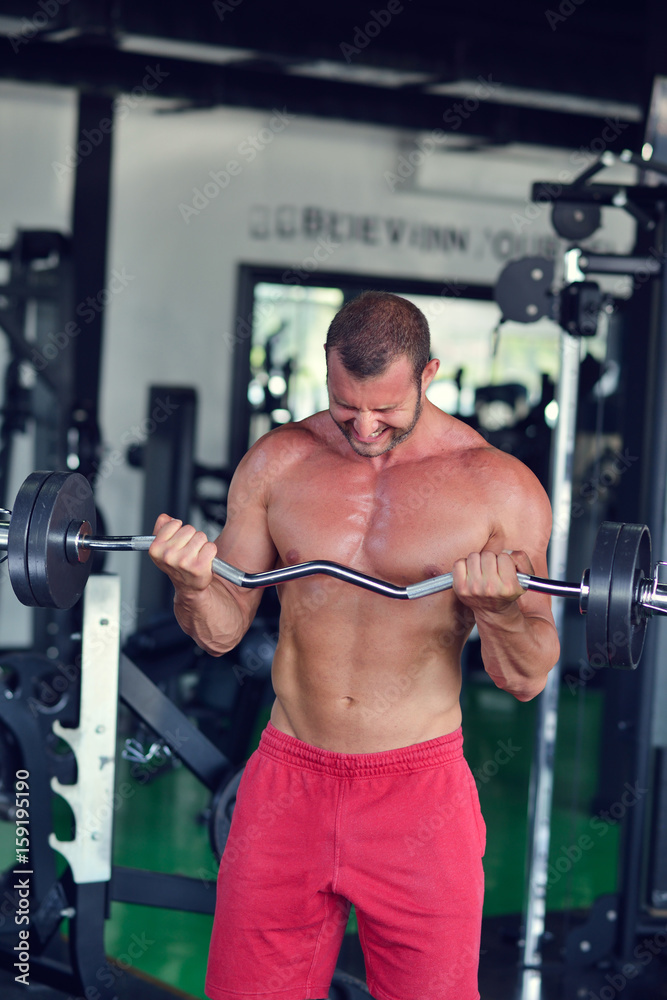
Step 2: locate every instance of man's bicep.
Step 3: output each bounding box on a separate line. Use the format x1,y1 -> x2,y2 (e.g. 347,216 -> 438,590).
501,465 -> 553,569
209,466 -> 279,624
521,495 -> 553,575
216,462 -> 278,570
505,481 -> 556,619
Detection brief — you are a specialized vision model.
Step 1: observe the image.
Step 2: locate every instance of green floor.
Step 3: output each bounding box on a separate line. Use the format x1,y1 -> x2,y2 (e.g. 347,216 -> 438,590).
0,675 -> 617,999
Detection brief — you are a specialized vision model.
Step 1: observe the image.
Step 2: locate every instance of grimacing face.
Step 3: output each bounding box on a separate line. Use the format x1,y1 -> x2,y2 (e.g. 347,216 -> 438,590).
327,352 -> 425,458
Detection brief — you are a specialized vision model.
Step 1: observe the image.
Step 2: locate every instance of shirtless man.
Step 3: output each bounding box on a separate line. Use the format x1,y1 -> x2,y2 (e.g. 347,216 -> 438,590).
149,291 -> 560,1000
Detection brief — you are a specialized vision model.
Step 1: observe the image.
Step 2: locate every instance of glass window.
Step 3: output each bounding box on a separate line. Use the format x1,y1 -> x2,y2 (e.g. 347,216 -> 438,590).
240,276 -> 608,480
247,283 -> 344,446
403,293 -> 564,426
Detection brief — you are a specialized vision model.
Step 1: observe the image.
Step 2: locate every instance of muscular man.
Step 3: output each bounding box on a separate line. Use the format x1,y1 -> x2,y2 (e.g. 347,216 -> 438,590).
149,291 -> 559,1000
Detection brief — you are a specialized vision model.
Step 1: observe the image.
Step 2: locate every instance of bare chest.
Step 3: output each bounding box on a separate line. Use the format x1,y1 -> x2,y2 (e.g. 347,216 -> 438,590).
267,454 -> 495,584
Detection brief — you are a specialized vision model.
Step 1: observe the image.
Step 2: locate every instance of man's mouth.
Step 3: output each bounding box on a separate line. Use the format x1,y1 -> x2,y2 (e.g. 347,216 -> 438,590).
352,427 -> 388,443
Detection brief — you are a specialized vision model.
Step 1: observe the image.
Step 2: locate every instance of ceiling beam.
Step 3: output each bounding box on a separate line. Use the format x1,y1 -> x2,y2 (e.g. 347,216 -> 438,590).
0,37 -> 643,153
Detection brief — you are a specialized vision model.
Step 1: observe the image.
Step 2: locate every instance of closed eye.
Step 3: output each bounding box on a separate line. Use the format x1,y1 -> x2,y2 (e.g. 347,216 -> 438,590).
333,403 -> 397,414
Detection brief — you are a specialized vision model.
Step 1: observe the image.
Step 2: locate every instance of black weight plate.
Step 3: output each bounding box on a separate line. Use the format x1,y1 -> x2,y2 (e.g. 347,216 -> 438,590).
7,471 -> 52,607
586,521 -> 622,669
607,522 -> 651,670
209,766 -> 245,861
494,256 -> 555,324
26,472 -> 96,609
551,202 -> 601,241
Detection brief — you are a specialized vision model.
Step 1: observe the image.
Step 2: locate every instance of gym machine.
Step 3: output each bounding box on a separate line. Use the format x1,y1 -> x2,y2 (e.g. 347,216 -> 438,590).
495,141 -> 667,998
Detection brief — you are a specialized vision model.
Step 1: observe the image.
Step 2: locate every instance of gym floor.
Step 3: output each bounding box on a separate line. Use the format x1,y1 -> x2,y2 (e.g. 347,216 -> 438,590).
0,665 -> 662,999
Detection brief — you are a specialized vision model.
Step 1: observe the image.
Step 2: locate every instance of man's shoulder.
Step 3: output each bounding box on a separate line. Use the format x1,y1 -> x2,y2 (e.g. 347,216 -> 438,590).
428,413 -> 504,468
470,438 -> 546,494
434,422 -> 552,543
436,417 -> 548,499
238,412 -> 329,474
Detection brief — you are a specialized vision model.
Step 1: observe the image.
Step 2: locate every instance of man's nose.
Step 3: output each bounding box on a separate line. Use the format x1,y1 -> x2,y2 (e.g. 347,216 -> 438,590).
354,411 -> 380,438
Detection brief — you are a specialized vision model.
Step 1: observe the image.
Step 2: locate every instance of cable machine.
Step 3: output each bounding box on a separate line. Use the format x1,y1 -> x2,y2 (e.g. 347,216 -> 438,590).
496,136 -> 667,998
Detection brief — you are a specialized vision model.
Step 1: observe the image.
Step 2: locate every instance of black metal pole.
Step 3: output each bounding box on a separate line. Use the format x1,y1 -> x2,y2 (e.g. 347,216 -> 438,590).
70,92 -> 115,480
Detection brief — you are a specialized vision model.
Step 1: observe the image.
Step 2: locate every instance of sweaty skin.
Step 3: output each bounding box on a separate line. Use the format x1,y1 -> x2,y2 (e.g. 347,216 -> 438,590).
149,352 -> 560,753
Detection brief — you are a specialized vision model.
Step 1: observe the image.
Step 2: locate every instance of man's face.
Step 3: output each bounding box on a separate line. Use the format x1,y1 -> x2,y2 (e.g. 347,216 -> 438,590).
327,351 -> 423,458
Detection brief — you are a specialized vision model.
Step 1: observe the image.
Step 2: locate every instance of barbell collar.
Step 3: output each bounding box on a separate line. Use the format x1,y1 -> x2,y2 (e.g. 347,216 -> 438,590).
579,569 -> 590,615
637,577 -> 667,616
66,521 -> 93,564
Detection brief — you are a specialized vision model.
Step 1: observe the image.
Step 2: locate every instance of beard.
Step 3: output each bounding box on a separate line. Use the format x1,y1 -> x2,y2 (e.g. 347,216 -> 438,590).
331,393 -> 423,458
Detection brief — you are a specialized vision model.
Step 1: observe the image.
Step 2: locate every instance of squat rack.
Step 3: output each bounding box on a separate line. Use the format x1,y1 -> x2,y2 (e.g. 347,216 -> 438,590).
517,149 -> 667,998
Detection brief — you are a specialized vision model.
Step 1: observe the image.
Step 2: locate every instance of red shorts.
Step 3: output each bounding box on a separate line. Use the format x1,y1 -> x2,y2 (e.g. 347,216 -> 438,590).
206,722 -> 485,1000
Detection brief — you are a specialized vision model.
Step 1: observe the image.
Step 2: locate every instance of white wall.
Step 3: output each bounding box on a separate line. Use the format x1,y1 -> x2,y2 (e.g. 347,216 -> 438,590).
0,81 -> 637,636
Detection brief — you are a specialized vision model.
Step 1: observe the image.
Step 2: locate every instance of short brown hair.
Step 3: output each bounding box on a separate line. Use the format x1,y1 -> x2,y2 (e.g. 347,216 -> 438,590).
325,291 -> 430,382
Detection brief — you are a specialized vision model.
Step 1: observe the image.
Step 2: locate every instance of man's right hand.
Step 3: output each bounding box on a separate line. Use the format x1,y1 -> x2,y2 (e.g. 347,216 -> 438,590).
149,514 -> 219,595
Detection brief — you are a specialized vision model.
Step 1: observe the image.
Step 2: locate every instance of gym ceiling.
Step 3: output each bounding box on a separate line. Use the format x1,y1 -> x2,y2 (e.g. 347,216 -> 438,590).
0,0 -> 666,154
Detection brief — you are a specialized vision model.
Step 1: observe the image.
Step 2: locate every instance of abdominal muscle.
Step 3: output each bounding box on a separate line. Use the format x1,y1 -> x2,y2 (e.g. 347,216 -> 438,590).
267,584 -> 469,753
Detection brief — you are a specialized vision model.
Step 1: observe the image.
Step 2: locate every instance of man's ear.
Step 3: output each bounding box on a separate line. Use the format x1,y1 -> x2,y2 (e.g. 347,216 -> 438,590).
421,358 -> 440,393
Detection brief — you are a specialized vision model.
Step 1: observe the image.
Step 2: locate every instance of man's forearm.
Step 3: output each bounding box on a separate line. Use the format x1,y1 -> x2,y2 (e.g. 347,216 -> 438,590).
474,605 -> 560,701
173,580 -> 249,656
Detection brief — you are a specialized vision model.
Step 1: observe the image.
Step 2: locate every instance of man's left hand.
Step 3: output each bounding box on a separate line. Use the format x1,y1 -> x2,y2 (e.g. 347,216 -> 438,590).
452,549 -> 534,616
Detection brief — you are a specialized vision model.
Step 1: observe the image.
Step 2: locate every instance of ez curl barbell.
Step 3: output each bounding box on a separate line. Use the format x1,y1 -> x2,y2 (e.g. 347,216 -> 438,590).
3,471 -> 667,670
